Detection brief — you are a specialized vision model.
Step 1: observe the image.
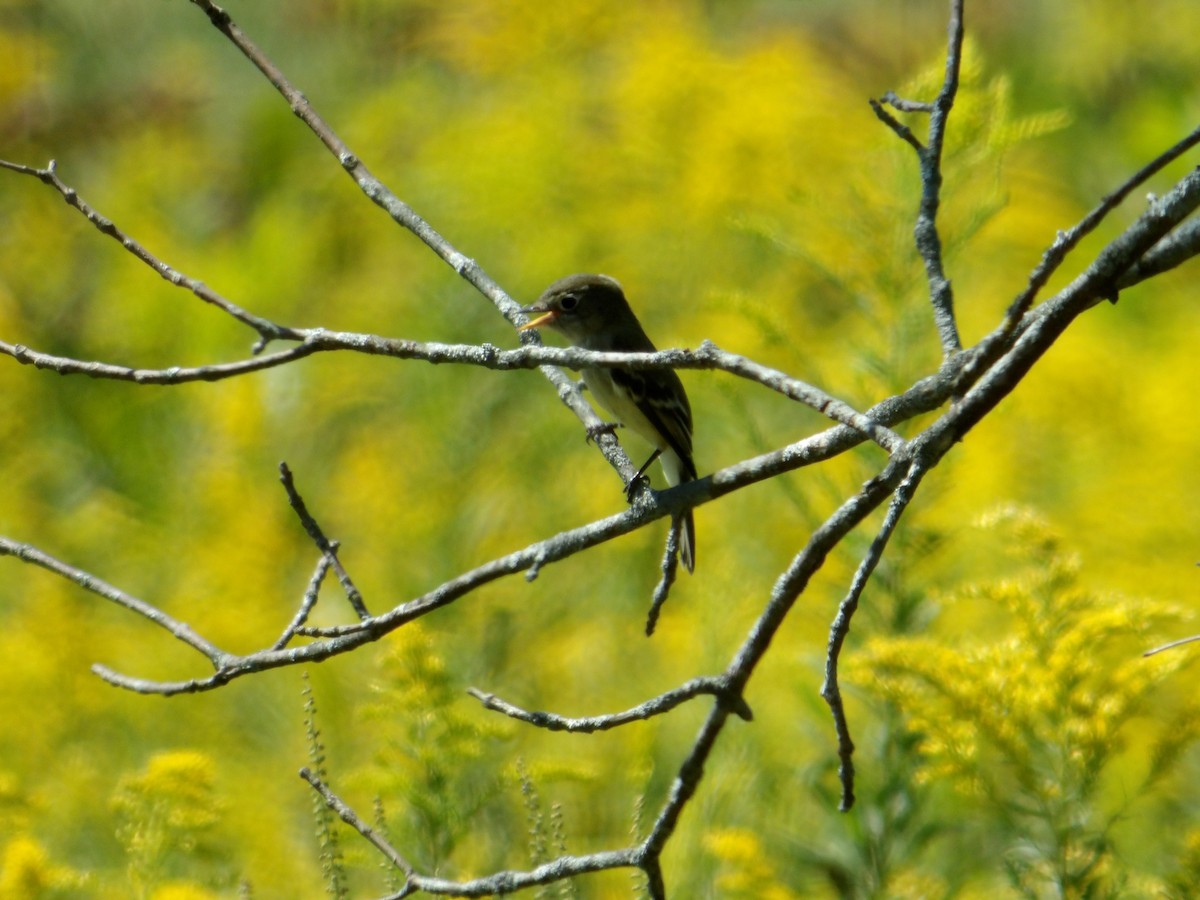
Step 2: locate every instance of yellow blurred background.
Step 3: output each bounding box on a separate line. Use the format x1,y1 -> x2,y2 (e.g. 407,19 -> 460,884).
1,1 -> 1198,896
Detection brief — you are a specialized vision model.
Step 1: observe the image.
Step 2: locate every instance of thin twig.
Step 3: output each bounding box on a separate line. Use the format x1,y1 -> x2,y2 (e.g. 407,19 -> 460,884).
0,158 -> 297,351
279,463 -> 369,619
959,123 -> 1200,392
300,767 -> 416,879
871,1 -> 965,358
0,536 -> 229,665
868,98 -> 924,153
881,90 -> 934,113
645,520 -> 683,636
468,676 -> 750,733
272,552 -> 335,650
918,0 -> 965,358
1144,634 -> 1200,658
0,336 -> 319,382
821,457 -> 930,811
186,0 -> 519,321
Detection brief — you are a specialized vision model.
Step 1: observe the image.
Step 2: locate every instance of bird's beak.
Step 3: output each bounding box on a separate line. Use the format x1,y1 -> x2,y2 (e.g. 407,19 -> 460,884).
518,304 -> 558,331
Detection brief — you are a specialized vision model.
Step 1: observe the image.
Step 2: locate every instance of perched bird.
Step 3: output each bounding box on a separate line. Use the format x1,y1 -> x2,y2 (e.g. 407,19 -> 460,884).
519,273 -> 697,573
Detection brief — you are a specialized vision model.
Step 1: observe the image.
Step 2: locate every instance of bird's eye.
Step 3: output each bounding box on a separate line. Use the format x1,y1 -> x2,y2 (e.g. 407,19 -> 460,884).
559,293 -> 579,311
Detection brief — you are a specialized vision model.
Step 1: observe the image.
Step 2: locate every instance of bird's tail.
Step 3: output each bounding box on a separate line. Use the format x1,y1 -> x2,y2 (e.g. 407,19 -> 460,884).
662,450 -> 697,574
678,508 -> 696,574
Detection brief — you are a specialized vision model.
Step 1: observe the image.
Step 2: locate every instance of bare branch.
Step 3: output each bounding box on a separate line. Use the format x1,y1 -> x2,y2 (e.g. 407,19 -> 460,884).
880,90 -> 934,114
303,766 -> 646,897
917,0 -> 965,358
300,767 -> 415,882
822,456 -> 931,811
468,676 -> 750,733
186,0 -> 520,323
64,433 -> 915,693
947,165 -> 1200,441
639,454 -> 911,857
0,536 -> 229,665
272,553 -> 335,651
0,337 -> 320,382
1144,634 -> 1200,658
1117,215 -> 1200,289
0,328 -> 902,453
959,123 -> 1200,392
0,158 -> 297,351
1005,123 -> 1200,324
645,523 -> 685,636
279,463 -> 369,619
872,0 -> 965,359
868,98 -> 924,153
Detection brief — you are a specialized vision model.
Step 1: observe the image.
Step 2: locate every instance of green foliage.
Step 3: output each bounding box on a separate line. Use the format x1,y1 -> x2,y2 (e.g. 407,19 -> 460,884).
347,625 -> 515,880
516,759 -> 581,900
110,750 -> 232,899
302,674 -> 347,899
849,508 -> 1200,897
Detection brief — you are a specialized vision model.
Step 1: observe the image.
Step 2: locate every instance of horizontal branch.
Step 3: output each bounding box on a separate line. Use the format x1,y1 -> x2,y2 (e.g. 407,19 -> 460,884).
0,338 -> 320,383
468,675 -> 751,733
0,331 -> 903,452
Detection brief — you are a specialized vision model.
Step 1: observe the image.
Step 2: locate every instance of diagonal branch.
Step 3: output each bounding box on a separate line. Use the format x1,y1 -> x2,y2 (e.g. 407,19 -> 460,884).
0,158 -> 297,351
0,537 -> 231,666
271,552 -> 334,651
948,165 -> 1200,441
278,463 -> 369,619
187,0 -> 520,323
958,124 -> 1200,392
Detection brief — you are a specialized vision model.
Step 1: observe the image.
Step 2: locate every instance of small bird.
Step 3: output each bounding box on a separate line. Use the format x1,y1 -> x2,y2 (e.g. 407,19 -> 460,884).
519,273 -> 697,573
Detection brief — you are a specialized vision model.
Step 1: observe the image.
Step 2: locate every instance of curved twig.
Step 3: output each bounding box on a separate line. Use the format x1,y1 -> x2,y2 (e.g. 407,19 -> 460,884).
467,676 -> 751,734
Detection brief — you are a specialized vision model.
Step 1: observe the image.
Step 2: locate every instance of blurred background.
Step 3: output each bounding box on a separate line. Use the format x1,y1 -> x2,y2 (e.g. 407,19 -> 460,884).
1,1 -> 1199,896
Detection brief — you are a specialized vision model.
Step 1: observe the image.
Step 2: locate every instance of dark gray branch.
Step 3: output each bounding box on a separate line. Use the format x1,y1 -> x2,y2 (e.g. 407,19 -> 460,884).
871,0 -> 965,359
821,456 -> 931,811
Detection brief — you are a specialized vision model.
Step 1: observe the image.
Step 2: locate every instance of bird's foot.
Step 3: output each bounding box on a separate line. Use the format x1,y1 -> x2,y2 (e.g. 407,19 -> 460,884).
585,421 -> 621,444
624,473 -> 651,503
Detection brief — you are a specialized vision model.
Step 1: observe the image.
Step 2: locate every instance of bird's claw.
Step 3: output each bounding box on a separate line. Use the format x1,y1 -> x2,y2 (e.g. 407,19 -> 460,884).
585,421 -> 621,444
624,473 -> 651,503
